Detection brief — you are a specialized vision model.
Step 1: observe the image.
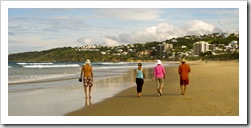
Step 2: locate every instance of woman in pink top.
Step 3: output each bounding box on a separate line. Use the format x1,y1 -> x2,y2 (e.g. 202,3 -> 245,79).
153,60 -> 166,97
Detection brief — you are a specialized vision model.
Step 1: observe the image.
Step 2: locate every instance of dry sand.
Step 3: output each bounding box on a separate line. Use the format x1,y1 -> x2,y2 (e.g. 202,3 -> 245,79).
65,61 -> 239,116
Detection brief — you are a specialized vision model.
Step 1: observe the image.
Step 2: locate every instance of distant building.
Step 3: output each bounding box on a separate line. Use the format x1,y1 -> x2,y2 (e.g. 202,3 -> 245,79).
230,40 -> 238,46
128,49 -> 134,52
163,43 -> 173,52
116,49 -> 123,52
225,40 -> 238,52
193,41 -> 210,56
76,47 -> 100,51
156,44 -> 164,59
181,45 -> 186,49
156,43 -> 173,59
185,36 -> 191,39
101,52 -> 106,55
223,33 -> 230,38
171,39 -> 178,42
122,51 -> 128,55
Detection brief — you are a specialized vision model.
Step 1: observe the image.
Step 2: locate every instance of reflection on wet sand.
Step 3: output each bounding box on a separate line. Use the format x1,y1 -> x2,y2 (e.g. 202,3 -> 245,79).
93,67 -> 154,88
80,67 -> 155,111
85,98 -> 92,107
93,69 -> 134,88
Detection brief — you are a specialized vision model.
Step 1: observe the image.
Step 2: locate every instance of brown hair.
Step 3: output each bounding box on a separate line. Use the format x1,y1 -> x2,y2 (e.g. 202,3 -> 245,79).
138,63 -> 142,67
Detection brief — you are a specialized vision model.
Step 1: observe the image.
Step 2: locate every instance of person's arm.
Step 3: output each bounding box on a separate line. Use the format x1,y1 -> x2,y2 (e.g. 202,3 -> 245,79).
188,65 -> 191,73
152,67 -> 156,81
133,69 -> 136,82
163,66 -> 166,79
80,66 -> 83,79
91,67 -> 93,79
178,65 -> 181,75
142,69 -> 146,79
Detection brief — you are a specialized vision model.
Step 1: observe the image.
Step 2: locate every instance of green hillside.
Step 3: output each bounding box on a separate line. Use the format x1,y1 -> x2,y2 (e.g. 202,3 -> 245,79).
8,33 -> 239,62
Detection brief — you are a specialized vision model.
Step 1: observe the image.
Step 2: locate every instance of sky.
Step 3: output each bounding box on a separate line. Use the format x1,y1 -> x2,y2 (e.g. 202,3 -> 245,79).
8,8 -> 239,54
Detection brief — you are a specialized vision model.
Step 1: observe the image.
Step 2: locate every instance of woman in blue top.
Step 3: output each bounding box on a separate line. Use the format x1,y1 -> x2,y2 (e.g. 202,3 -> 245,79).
133,63 -> 145,98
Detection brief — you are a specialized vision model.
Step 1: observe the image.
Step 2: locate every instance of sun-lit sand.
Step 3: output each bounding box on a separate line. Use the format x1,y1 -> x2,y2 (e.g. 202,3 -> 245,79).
65,60 -> 239,116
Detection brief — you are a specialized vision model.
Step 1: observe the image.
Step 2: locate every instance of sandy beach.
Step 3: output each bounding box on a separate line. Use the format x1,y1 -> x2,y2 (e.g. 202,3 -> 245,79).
65,60 -> 239,116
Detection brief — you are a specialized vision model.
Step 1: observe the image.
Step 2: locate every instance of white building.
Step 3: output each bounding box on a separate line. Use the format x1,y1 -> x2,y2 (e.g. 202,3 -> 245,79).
101,52 -> 106,55
193,41 -> 210,55
181,45 -> 187,49
163,43 -> 173,52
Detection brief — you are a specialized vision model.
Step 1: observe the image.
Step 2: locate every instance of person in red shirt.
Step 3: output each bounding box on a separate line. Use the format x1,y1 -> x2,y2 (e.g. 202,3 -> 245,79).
178,58 -> 191,95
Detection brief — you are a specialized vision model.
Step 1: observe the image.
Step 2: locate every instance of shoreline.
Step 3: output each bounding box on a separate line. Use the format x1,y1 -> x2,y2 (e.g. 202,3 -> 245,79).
65,60 -> 239,116
9,63 -> 142,116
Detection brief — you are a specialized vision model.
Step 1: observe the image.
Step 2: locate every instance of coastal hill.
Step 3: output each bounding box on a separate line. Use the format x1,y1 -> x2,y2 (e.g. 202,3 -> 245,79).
8,33 -> 239,62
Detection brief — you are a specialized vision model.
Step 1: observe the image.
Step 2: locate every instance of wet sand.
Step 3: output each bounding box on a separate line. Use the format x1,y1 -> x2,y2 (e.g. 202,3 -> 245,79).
8,69 -> 135,116
65,61 -> 239,116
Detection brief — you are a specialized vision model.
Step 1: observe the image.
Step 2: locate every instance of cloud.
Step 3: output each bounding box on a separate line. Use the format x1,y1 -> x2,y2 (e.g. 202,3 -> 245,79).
76,37 -> 94,45
8,40 -> 22,45
103,38 -> 120,46
101,20 -> 223,45
8,40 -> 47,54
9,15 -> 90,34
96,9 -> 160,21
182,20 -> 223,35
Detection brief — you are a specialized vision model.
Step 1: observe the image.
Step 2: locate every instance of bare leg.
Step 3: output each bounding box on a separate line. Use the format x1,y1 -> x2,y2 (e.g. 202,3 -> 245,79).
85,98 -> 88,106
183,85 -> 187,95
180,85 -> 182,91
159,85 -> 163,96
89,87 -> 92,98
85,98 -> 92,106
89,99 -> 92,105
155,79 -> 160,96
156,86 -> 160,96
84,86 -> 88,98
180,85 -> 184,95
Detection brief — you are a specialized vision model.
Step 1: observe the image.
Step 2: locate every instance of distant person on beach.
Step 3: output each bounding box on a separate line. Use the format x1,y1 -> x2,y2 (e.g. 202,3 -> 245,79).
152,60 -> 166,97
80,59 -> 94,99
133,63 -> 145,98
178,58 -> 191,95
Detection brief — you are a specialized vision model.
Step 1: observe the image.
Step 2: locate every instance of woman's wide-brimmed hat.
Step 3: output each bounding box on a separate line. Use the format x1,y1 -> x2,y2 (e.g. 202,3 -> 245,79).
85,59 -> 91,64
156,60 -> 162,65
180,58 -> 186,63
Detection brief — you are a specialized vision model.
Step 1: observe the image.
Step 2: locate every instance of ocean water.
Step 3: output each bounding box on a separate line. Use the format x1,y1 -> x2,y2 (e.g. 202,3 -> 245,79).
8,61 -> 178,116
8,62 -> 131,84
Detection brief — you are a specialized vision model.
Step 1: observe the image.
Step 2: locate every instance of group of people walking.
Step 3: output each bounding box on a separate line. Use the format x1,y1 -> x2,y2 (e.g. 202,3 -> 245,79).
79,58 -> 191,99
133,59 -> 191,98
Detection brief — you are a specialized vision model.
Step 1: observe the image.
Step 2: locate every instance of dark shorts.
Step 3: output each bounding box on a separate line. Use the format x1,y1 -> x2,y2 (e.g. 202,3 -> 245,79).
180,79 -> 189,86
83,76 -> 93,87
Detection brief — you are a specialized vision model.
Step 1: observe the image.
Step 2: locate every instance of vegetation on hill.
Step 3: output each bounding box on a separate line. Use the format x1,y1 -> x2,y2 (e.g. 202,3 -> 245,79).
8,33 -> 239,62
